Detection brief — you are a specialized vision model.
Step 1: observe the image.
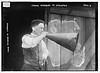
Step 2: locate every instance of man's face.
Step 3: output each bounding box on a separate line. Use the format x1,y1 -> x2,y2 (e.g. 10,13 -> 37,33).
32,23 -> 44,35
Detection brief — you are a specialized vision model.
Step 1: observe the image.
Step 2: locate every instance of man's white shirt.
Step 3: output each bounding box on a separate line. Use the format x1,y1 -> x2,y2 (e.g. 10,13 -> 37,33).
22,33 -> 49,60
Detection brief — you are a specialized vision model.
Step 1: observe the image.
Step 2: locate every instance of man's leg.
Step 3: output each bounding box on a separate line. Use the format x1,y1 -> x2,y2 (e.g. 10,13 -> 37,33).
21,64 -> 39,71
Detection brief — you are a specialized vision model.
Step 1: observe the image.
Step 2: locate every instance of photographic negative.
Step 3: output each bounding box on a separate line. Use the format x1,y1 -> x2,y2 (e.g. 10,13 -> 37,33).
1,2 -> 98,71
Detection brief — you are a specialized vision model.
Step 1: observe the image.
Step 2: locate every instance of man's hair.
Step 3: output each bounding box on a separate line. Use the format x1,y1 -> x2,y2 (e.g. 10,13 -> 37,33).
31,19 -> 44,28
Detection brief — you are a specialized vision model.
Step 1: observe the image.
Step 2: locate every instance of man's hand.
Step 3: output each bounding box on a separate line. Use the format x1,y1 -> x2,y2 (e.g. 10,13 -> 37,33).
42,32 -> 48,37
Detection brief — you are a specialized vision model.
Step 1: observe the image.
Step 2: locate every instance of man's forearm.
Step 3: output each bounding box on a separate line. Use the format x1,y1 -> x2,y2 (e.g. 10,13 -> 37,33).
32,33 -> 47,45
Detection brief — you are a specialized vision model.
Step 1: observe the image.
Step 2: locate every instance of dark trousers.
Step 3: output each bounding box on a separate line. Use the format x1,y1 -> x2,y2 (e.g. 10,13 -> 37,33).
21,63 -> 42,71
21,63 -> 47,71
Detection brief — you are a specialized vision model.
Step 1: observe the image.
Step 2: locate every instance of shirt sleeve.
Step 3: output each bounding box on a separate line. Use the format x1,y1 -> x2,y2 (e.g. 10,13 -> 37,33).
21,34 -> 37,48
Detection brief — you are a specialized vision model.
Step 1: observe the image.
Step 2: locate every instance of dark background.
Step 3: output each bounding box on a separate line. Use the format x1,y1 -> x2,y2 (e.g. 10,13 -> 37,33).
2,2 -> 45,70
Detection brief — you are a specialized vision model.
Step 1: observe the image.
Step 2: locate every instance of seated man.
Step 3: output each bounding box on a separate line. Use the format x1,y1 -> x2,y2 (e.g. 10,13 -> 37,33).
21,19 -> 49,71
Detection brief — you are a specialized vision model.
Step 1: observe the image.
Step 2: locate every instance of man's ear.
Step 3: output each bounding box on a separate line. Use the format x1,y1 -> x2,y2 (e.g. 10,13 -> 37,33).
32,27 -> 35,31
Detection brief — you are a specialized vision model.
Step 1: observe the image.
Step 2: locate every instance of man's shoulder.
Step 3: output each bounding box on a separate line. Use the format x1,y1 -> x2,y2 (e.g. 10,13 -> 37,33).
23,34 -> 31,37
22,34 -> 30,40
22,33 -> 36,39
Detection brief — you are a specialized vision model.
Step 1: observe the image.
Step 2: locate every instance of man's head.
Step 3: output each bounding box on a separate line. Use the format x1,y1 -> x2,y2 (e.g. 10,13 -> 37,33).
31,19 -> 45,35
